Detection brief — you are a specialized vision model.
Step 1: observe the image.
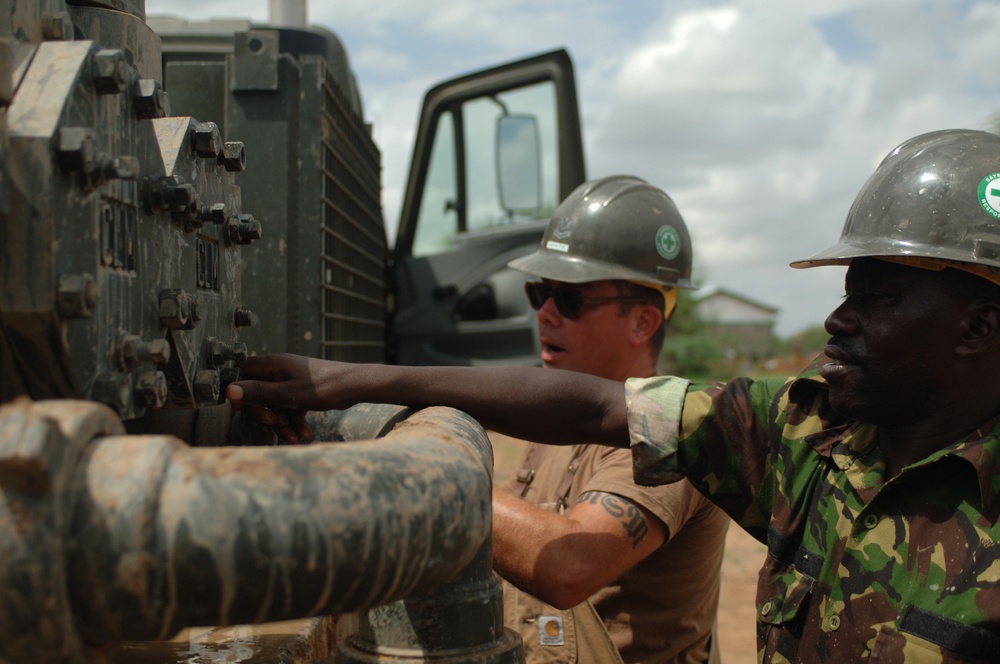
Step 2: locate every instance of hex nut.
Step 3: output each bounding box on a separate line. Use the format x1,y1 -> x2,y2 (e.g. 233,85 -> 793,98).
92,49 -> 127,95
146,340 -> 171,365
228,342 -> 249,364
120,335 -> 143,368
159,290 -> 192,329
147,176 -> 196,212
56,127 -> 97,175
219,141 -> 246,172
191,122 -> 222,158
92,373 -> 131,413
243,217 -> 262,241
193,370 -> 221,403
170,191 -> 202,226
201,203 -> 229,226
133,79 -> 170,119
207,338 -> 226,367
135,371 -> 168,409
219,367 -> 242,398
40,11 -> 69,41
122,335 -> 171,369
207,338 -> 249,367
228,214 -> 262,245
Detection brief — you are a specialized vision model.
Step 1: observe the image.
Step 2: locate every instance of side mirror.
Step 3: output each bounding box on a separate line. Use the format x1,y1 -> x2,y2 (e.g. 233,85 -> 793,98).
496,114 -> 541,213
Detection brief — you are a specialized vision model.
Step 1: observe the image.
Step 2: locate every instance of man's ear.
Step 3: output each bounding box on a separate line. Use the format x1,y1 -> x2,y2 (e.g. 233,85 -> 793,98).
956,301 -> 1000,358
631,304 -> 663,345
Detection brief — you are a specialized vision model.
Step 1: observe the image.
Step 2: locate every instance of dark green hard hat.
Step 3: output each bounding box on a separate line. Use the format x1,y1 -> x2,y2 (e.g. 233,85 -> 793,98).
792,129 -> 1000,270
508,175 -> 695,289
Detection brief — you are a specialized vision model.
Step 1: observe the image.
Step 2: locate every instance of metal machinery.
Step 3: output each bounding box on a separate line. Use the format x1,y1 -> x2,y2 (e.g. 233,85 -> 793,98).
148,10 -> 387,366
0,0 -> 586,661
150,11 -> 585,369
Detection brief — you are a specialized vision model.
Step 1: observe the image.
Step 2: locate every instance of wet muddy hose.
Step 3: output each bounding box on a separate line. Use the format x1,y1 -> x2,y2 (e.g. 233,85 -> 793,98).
0,400 -> 521,663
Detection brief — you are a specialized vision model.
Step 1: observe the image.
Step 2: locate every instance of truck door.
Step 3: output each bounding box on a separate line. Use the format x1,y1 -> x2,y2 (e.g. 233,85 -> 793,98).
391,49 -> 585,366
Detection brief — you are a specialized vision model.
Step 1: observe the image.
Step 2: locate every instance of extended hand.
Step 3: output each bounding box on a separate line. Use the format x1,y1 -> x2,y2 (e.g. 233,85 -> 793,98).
226,353 -> 355,443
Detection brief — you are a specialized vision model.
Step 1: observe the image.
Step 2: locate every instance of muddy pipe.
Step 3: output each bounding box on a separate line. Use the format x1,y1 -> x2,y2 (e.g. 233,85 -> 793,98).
0,399 -> 518,663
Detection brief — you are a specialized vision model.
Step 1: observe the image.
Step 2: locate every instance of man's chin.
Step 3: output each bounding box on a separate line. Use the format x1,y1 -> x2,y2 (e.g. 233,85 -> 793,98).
827,390 -> 872,422
540,347 -> 567,367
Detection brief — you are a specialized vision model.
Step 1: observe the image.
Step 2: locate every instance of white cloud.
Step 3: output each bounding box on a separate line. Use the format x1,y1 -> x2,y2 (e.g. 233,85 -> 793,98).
581,1 -> 1000,334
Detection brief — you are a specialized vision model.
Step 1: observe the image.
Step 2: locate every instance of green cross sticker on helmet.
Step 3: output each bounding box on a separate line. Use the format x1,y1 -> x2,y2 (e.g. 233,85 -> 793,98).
980,173 -> 1000,220
656,225 -> 681,260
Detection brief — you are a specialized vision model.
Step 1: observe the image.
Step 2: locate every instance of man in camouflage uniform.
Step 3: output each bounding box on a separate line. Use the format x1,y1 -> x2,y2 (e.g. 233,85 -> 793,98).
229,128 -> 1000,662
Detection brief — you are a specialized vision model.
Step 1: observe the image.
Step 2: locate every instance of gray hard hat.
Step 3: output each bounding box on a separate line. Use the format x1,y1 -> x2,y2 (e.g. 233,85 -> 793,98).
508,175 -> 695,289
791,129 -> 1000,269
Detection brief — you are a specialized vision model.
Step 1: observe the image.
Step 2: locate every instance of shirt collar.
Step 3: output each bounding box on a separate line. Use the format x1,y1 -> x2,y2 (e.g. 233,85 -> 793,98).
787,369 -> 1000,516
948,417 -> 1000,516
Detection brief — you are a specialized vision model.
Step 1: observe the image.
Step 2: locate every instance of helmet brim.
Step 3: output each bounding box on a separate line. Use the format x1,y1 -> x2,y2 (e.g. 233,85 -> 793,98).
790,238 -> 991,269
789,243 -> 863,269
509,250 -> 696,289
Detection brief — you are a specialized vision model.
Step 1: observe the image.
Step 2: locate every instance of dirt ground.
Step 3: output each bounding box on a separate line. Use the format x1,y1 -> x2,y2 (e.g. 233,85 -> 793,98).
716,526 -> 765,663
491,434 -> 764,664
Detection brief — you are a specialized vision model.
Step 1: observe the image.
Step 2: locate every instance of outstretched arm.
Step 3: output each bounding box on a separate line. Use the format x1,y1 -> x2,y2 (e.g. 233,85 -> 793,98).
226,354 -> 631,448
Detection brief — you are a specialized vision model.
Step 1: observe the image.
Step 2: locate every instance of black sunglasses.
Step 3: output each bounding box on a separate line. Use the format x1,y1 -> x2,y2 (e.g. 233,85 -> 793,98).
524,281 -> 648,320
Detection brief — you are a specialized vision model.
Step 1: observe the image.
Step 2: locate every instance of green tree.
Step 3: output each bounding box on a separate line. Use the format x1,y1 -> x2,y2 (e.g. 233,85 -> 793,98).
660,287 -> 725,380
774,324 -> 828,358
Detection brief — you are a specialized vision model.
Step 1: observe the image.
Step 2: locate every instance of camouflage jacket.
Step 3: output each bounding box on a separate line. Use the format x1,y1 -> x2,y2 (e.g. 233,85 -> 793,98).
624,362 -> 1000,663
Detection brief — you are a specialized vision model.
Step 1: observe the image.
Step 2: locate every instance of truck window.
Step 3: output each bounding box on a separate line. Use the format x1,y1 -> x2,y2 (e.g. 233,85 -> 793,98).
414,111 -> 458,256
412,80 -> 559,258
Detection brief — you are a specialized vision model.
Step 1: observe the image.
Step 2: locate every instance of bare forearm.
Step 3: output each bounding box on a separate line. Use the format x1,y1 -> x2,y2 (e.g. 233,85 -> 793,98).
492,487 -> 667,609
492,489 -> 594,607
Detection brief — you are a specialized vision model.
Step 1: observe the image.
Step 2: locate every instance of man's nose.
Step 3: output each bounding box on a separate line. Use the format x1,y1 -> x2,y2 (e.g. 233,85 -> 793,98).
824,298 -> 858,336
536,294 -> 563,324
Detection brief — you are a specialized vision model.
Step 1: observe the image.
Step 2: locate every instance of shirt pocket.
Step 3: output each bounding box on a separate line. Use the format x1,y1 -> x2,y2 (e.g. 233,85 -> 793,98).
755,554 -> 817,647
870,606 -> 1000,663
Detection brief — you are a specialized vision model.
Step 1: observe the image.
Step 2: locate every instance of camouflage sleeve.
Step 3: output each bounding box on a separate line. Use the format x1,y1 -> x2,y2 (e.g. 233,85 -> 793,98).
626,374 -> 793,540
625,375 -> 690,486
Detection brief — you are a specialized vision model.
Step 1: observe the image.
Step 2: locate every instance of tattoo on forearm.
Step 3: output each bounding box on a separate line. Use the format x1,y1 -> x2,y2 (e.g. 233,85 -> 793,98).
578,491 -> 648,549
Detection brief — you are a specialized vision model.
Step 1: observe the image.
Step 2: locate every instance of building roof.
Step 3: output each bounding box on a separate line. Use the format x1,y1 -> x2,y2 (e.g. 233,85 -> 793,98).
693,286 -> 780,326
693,286 -> 780,313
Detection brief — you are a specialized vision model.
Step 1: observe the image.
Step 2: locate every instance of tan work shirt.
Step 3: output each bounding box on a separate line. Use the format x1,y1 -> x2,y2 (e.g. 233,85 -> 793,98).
504,442 -> 729,663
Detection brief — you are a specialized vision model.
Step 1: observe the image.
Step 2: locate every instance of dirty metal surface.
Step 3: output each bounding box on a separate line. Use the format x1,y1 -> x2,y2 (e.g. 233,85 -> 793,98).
70,430 -> 490,640
0,400 -> 499,663
2,2 -> 256,422
107,617 -> 340,664
1,4 -> 520,663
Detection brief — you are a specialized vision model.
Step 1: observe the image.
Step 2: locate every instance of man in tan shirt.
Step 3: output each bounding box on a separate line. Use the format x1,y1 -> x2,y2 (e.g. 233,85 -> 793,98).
493,175 -> 730,663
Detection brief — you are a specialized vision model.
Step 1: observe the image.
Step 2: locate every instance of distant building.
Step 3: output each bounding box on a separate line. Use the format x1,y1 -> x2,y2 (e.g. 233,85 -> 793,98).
693,286 -> 779,358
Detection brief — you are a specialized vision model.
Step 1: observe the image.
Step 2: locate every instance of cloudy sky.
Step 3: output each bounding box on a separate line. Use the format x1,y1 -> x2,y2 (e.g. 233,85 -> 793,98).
145,0 -> 1000,337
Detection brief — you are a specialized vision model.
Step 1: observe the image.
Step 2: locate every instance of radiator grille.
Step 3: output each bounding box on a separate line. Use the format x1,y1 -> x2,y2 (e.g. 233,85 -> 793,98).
319,75 -> 387,362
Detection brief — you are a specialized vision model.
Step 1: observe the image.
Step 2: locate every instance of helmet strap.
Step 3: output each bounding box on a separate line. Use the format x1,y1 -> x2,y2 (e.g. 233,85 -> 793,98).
629,281 -> 678,320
